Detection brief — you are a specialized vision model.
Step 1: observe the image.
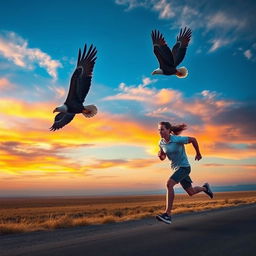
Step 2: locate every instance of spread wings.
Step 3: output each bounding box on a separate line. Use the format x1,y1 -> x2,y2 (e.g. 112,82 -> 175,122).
151,28 -> 192,69
171,27 -> 192,66
151,30 -> 175,70
50,112 -> 76,131
65,44 -> 97,105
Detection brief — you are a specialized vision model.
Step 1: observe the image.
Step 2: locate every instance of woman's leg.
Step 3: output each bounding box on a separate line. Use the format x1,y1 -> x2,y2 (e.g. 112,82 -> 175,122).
180,175 -> 207,196
184,186 -> 206,196
165,178 -> 177,215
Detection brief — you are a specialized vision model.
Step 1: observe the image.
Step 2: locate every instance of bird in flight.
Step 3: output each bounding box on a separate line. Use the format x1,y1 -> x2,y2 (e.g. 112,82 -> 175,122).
50,44 -> 98,131
151,27 -> 192,78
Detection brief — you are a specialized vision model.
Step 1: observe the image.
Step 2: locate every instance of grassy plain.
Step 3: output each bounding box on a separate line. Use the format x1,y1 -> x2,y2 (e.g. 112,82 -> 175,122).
0,191 -> 255,234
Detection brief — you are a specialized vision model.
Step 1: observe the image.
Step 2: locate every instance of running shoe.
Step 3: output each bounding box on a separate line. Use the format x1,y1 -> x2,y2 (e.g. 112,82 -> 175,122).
156,213 -> 172,224
203,183 -> 213,198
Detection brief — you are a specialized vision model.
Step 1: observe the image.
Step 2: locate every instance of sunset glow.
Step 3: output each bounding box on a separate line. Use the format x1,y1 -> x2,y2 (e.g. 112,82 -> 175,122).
0,0 -> 255,196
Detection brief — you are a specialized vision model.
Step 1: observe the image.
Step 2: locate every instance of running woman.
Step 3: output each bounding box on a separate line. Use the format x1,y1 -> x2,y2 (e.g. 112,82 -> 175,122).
156,121 -> 213,224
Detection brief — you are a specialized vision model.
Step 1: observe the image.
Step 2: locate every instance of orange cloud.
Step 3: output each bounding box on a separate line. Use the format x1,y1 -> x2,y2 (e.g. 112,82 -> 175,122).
104,82 -> 182,106
83,158 -> 159,170
1,98 -> 255,159
155,89 -> 181,105
0,77 -> 13,90
203,163 -> 256,169
191,164 -> 256,186
0,96 -> 255,193
0,98 -> 52,120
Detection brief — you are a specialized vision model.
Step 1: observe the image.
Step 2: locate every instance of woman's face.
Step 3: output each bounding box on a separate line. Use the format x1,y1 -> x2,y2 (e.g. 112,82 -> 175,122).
158,124 -> 169,138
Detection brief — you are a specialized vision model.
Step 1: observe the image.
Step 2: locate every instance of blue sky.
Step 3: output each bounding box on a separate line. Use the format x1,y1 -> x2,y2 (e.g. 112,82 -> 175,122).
0,0 -> 255,196
1,0 -> 255,97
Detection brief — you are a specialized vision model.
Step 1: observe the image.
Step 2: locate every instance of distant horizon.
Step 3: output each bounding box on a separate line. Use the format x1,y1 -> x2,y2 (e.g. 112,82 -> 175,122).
1,183 -> 256,198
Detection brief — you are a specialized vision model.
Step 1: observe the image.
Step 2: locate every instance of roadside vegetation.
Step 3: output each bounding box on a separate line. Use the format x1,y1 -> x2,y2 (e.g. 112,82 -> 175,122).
1,191 -> 255,234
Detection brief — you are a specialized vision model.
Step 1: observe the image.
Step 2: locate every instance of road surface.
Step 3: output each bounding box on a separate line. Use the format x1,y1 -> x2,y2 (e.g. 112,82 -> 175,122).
1,204 -> 256,256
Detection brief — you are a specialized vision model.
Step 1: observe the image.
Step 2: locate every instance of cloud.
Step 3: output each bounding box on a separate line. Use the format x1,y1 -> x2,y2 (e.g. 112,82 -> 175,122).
208,38 -> 233,52
83,158 -> 158,170
0,77 -> 13,90
104,78 -> 234,122
0,31 -> 62,79
104,77 -> 180,106
0,137 -> 158,177
0,139 -> 96,178
0,142 -> 86,175
244,49 -> 252,59
0,97 -> 157,150
153,0 -> 175,19
0,89 -> 255,177
48,85 -> 67,99
0,87 -> 250,154
125,158 -> 158,168
115,0 -> 175,19
203,163 -> 256,169
0,141 -> 93,159
141,77 -> 158,87
211,101 -> 256,140
0,98 -> 53,121
206,11 -> 246,30
115,0 -> 149,10
101,77 -> 256,159
115,0 -> 256,52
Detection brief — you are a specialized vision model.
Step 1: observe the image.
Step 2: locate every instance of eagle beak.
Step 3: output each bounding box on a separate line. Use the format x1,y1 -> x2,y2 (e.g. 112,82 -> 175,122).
53,109 -> 57,113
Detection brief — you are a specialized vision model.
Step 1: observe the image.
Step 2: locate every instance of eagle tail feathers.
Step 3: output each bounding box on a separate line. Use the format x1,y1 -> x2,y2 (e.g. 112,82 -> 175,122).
82,105 -> 98,118
176,67 -> 188,78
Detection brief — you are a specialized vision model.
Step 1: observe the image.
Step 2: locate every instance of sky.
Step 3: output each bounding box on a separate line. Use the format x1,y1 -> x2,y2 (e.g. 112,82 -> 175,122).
0,0 -> 255,196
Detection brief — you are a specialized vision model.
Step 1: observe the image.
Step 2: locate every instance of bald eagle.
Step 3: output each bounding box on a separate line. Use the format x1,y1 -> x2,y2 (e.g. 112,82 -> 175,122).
50,44 -> 97,131
151,27 -> 192,78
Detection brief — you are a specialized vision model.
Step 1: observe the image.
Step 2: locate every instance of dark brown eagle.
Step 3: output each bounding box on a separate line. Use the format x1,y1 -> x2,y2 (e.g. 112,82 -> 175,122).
151,27 -> 192,78
50,44 -> 97,131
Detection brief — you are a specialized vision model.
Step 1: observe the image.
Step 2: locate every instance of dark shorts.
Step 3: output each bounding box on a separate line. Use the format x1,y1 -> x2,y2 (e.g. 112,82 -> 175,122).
170,166 -> 192,189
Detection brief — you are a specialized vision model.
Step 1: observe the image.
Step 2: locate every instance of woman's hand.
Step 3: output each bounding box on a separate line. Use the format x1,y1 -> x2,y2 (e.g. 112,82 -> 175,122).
158,148 -> 166,160
189,137 -> 202,161
195,153 -> 202,161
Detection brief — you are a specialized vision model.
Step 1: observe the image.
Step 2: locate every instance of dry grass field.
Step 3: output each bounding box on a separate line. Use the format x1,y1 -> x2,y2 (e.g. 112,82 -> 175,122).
0,191 -> 255,234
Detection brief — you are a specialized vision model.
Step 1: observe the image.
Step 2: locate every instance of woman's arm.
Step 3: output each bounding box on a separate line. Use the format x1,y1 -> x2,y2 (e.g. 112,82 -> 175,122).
158,146 -> 166,161
188,137 -> 202,161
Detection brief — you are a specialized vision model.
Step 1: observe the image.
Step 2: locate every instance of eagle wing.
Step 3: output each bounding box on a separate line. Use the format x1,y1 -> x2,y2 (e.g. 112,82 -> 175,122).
65,44 -> 97,105
76,44 -> 97,103
172,27 -> 192,67
64,63 -> 82,105
50,112 -> 76,131
151,30 -> 175,70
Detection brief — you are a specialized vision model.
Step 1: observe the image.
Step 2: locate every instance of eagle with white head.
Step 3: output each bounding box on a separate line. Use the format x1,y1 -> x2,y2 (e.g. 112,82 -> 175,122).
50,44 -> 97,131
151,27 -> 192,78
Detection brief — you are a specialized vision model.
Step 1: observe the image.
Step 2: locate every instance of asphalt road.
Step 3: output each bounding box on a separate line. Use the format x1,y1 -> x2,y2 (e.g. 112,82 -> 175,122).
1,204 -> 256,256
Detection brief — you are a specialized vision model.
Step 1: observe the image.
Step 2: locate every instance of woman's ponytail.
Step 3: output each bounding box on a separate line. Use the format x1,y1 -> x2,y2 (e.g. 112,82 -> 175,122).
159,121 -> 187,135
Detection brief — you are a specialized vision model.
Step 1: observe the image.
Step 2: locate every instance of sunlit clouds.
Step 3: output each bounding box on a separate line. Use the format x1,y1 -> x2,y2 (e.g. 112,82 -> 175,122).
0,77 -> 12,90
0,96 -> 255,194
0,81 -> 255,186
0,31 -> 62,79
104,78 -> 181,105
